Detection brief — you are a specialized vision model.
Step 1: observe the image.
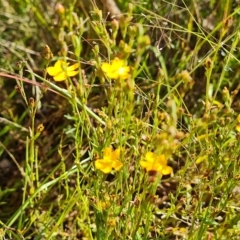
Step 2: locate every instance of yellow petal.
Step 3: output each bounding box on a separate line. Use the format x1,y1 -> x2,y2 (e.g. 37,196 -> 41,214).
106,71 -> 119,79
112,148 -> 120,159
161,166 -> 173,175
155,154 -> 167,165
118,66 -> 130,79
236,123 -> 240,132
145,152 -> 155,163
46,66 -> 62,76
95,159 -> 112,173
67,63 -> 79,72
101,62 -> 111,72
56,60 -> 69,71
103,147 -> 112,157
111,58 -> 124,69
112,159 -> 123,171
140,160 -> 153,171
237,114 -> 240,123
54,60 -> 65,67
53,72 -> 67,81
152,161 -> 163,172
66,70 -> 79,77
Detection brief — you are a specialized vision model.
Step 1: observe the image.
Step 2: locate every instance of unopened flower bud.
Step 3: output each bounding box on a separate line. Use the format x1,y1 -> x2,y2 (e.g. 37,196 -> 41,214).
29,97 -> 35,108
205,57 -> 213,69
55,3 -> 65,15
222,87 -> 231,108
37,123 -> 44,132
43,45 -> 53,60
93,44 -> 99,55
138,35 -> 151,48
111,19 -> 119,31
128,25 -> 137,38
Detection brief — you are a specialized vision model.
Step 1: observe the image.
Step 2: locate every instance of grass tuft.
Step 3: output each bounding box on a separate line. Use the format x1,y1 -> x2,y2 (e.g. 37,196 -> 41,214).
1,0 -> 240,239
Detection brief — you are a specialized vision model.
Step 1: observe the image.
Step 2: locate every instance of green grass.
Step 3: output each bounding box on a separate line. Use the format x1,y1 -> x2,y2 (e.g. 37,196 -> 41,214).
1,0 -> 240,239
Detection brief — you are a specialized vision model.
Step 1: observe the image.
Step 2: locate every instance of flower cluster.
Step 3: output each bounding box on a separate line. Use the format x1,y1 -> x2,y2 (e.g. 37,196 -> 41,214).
140,152 -> 172,175
95,147 -> 123,173
46,60 -> 79,81
95,148 -> 172,176
101,57 -> 130,80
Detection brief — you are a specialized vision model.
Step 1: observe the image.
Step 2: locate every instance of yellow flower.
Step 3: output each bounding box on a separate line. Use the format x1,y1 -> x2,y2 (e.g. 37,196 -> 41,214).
95,147 -> 123,173
235,114 -> 240,132
140,152 -> 172,175
46,60 -> 79,81
101,57 -> 130,80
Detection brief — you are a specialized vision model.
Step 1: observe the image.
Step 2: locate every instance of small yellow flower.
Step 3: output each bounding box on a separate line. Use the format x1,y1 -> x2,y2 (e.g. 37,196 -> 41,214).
236,114 -> 240,132
46,60 -> 79,81
108,218 -> 116,227
95,147 -> 123,173
140,152 -> 172,175
101,57 -> 130,80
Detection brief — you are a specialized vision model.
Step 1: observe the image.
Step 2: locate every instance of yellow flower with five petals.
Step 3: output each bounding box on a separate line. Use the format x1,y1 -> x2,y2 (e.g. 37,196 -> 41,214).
140,152 -> 172,175
46,60 -> 79,81
101,57 -> 130,80
95,147 -> 123,173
